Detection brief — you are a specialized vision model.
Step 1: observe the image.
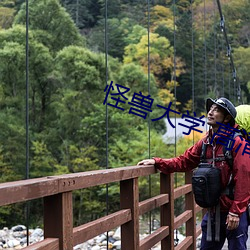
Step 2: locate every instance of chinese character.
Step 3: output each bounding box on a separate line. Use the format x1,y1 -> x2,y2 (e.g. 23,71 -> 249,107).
211,122 -> 241,150
151,102 -> 180,127
242,142 -> 250,156
103,81 -> 130,111
178,111 -> 205,135
128,92 -> 154,119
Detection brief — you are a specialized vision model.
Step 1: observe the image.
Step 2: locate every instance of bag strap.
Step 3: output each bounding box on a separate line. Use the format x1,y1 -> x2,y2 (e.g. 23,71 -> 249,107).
200,142 -> 208,163
223,132 -> 242,171
206,208 -> 212,242
222,132 -> 243,199
215,203 -> 220,242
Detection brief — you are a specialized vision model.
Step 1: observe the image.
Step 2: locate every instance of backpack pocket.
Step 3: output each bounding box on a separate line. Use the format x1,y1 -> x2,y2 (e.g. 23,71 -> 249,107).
192,163 -> 221,208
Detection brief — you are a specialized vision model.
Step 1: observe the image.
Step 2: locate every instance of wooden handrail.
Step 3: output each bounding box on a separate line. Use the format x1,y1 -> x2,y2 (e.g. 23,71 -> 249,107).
0,165 -> 203,250
0,165 -> 156,206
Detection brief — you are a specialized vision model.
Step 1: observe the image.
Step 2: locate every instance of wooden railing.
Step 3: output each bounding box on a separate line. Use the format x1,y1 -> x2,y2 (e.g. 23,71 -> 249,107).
0,165 -> 203,250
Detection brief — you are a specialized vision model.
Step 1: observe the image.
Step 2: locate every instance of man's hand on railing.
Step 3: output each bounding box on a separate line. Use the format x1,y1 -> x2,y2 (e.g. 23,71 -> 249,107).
137,159 -> 155,166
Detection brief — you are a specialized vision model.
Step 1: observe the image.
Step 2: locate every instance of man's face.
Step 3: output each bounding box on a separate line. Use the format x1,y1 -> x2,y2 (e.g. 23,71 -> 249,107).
207,104 -> 226,128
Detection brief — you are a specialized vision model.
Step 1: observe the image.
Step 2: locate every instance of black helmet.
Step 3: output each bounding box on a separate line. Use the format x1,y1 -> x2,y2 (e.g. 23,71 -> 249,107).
206,97 -> 237,120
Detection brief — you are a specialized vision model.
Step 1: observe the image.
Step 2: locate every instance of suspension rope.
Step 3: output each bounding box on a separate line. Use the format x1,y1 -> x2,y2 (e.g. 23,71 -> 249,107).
25,0 -> 30,245
218,32 -> 225,96
104,0 -> 109,248
191,0 -> 195,144
173,0 -> 177,159
203,0 -> 209,133
228,64 -> 231,100
172,0 -> 179,245
213,0 -> 217,96
147,0 -> 152,234
203,0 -> 207,99
216,0 -> 242,104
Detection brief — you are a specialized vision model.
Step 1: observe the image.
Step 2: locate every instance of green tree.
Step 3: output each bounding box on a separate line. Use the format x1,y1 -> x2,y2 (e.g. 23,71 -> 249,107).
0,25 -> 55,132
0,6 -> 15,29
87,17 -> 137,60
124,32 -> 185,85
234,46 -> 250,102
30,141 -> 57,177
61,0 -> 101,28
14,0 -> 84,52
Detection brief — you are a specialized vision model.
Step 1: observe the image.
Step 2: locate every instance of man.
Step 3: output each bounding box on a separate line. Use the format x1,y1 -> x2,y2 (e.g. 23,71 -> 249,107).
138,97 -> 250,250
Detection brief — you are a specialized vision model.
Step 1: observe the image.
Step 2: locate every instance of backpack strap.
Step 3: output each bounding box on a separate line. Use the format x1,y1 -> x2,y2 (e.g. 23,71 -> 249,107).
223,132 -> 242,170
223,132 -> 243,200
200,142 -> 208,163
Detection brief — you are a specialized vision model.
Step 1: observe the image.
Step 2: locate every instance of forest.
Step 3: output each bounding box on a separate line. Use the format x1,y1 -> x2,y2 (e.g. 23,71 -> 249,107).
0,0 -> 249,228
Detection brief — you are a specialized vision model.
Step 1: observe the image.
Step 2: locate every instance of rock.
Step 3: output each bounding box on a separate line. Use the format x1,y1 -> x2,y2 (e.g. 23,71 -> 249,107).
0,224 -> 188,249
95,234 -> 106,243
73,243 -> 87,249
113,240 -> 121,249
14,245 -> 22,249
12,232 -> 25,238
87,238 -> 94,245
30,228 -> 43,238
7,239 -> 20,247
107,231 -> 114,237
108,236 -> 116,243
113,227 -> 120,240
20,237 -> 27,245
0,230 -> 7,238
100,240 -> 108,246
11,226 -> 26,232
91,245 -> 101,250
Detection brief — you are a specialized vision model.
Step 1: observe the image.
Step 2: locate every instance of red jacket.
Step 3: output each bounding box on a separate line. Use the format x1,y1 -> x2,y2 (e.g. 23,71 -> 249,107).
154,128 -> 250,216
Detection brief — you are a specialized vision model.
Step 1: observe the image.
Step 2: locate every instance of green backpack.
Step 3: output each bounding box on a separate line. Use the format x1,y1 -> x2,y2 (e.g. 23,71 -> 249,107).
235,105 -> 250,136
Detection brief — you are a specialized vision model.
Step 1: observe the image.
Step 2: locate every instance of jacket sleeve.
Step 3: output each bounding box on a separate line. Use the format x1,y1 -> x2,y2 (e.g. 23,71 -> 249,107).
230,136 -> 250,215
153,139 -> 203,174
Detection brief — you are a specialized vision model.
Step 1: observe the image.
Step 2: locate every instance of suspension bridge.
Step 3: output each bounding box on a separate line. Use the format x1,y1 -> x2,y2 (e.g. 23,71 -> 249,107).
1,165 -> 249,249
0,165 -> 204,249
0,0 -> 249,249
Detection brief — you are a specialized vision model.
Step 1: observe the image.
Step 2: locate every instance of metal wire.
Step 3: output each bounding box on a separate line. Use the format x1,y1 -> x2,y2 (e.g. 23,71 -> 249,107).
25,0 -> 30,245
213,0 -> 217,96
191,0 -> 195,144
173,0 -> 179,245
147,0 -> 152,234
105,0 -> 109,248
204,0 -> 207,99
215,0 -> 242,104
173,0 -> 177,158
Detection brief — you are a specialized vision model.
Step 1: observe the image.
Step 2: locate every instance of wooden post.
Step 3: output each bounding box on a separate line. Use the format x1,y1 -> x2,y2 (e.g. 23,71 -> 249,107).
185,171 -> 196,250
44,192 -> 73,250
161,173 -> 174,250
120,178 -> 139,250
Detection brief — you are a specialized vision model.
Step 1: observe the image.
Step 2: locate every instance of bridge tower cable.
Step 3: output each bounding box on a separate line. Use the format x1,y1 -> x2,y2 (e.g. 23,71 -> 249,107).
191,0 -> 195,144
204,0 -> 207,100
172,0 -> 179,245
213,0 -> 218,97
147,0 -> 152,234
219,20 -> 225,97
203,0 -> 209,133
215,0 -> 242,104
25,0 -> 30,245
104,0 -> 110,248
